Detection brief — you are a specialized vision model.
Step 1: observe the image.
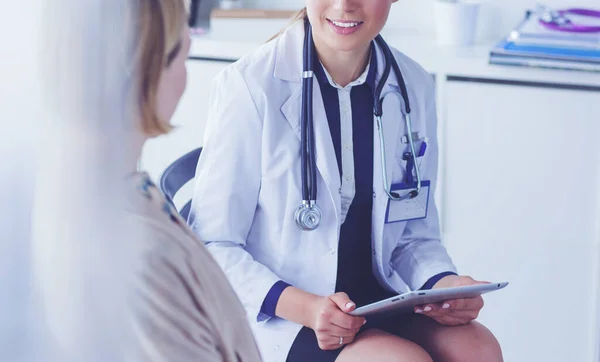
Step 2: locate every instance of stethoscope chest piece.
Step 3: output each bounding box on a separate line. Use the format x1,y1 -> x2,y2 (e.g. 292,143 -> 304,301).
294,202 -> 322,231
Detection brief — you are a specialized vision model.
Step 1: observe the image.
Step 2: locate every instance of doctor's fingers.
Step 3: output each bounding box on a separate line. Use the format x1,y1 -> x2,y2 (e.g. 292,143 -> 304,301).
419,306 -> 480,322
317,334 -> 355,351
427,312 -> 478,326
416,296 -> 484,314
317,323 -> 361,339
443,296 -> 485,312
329,311 -> 366,331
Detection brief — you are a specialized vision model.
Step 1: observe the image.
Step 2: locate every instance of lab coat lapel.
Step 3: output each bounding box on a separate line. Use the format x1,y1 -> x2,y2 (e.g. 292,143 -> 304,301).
280,84 -> 341,225
373,83 -> 404,221
312,81 -> 342,219
371,40 -> 407,283
373,37 -> 405,224
372,84 -> 404,274
372,38 -> 404,224
277,21 -> 341,224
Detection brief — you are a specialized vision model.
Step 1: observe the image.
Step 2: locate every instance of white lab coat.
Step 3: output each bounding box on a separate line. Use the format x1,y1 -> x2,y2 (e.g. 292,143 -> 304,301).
189,21 -> 456,362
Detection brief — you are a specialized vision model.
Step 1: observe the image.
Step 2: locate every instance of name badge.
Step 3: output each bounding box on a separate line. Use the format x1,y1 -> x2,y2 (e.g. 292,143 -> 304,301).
385,180 -> 431,223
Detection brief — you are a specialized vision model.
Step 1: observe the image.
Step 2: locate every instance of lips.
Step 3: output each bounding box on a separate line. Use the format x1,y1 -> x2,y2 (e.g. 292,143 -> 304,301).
326,18 -> 364,35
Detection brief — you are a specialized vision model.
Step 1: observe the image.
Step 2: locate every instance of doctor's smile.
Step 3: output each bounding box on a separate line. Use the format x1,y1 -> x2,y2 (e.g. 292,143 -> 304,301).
326,19 -> 364,35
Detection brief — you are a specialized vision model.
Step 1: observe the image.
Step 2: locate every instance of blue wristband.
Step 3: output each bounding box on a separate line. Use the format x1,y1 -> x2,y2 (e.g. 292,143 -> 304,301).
420,271 -> 457,290
260,280 -> 291,318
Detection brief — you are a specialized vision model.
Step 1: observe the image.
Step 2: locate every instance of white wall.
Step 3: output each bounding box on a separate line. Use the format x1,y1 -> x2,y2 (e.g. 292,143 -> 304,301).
440,80 -> 600,362
595,172 -> 600,362
244,0 -> 600,41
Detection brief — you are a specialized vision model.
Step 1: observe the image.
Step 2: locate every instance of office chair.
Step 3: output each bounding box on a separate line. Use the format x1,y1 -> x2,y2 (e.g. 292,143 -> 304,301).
158,147 -> 202,220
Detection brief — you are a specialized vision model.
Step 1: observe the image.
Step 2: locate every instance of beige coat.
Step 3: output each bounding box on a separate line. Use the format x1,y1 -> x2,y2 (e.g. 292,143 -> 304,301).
126,172 -> 262,362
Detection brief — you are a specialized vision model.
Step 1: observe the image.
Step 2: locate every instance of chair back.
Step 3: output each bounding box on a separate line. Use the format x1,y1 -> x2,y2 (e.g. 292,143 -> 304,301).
158,147 -> 202,220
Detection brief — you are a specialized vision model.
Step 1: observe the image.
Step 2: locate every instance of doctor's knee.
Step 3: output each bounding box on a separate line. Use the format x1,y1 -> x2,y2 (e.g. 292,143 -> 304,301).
458,323 -> 503,362
337,328 -> 433,362
434,322 -> 503,362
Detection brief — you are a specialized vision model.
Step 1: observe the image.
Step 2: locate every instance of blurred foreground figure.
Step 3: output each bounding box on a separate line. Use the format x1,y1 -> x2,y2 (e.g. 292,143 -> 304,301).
32,0 -> 262,361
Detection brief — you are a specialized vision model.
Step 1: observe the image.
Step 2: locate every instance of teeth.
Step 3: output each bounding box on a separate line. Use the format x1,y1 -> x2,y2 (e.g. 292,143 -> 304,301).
331,20 -> 360,28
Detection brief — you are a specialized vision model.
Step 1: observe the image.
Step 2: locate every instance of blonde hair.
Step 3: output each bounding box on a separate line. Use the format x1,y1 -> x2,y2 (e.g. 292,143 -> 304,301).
267,7 -> 308,43
134,0 -> 189,136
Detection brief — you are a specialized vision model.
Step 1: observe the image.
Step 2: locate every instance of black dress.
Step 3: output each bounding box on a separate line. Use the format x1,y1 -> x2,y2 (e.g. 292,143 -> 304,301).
286,55 -> 407,362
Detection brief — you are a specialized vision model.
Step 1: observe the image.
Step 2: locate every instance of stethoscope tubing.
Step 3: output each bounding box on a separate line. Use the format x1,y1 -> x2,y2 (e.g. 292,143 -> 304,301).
297,21 -> 422,230
301,21 -> 317,203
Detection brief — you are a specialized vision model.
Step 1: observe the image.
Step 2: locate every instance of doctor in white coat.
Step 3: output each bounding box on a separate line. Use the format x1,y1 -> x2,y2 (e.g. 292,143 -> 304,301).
189,1 -> 503,361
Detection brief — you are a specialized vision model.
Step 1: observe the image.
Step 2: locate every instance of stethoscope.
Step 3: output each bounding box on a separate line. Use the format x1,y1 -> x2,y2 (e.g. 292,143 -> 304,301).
294,21 -> 422,231
536,5 -> 600,33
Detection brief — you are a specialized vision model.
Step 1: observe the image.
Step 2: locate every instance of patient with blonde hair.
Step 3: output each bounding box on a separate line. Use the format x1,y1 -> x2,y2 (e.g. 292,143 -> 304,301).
125,1 -> 261,360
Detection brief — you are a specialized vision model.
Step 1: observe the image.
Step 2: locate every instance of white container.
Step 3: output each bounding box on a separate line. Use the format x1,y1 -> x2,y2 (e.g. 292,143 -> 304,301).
433,0 -> 481,46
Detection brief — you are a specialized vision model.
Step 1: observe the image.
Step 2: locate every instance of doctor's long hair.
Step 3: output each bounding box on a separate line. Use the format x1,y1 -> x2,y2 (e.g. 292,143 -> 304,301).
267,7 -> 308,42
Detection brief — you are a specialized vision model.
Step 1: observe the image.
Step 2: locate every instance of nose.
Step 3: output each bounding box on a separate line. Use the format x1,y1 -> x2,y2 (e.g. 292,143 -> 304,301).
333,0 -> 356,13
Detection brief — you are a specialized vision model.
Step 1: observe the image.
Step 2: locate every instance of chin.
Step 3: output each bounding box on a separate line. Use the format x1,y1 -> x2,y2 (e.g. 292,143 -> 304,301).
328,38 -> 369,53
323,28 -> 373,52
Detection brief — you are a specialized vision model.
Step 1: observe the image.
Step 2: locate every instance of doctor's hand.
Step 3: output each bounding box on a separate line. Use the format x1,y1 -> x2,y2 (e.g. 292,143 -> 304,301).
414,275 -> 488,326
308,292 -> 366,350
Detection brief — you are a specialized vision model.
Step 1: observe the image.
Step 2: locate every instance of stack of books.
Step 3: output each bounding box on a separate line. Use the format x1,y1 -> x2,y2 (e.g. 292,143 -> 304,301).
489,10 -> 600,72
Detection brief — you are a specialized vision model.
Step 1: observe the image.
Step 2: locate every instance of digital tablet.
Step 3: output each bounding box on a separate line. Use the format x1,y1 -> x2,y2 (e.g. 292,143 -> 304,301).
349,282 -> 509,317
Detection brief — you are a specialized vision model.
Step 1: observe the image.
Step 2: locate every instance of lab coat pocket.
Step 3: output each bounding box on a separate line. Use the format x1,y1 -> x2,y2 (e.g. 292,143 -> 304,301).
391,156 -> 407,185
393,138 -> 428,185
415,137 -> 429,173
415,153 -> 428,177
